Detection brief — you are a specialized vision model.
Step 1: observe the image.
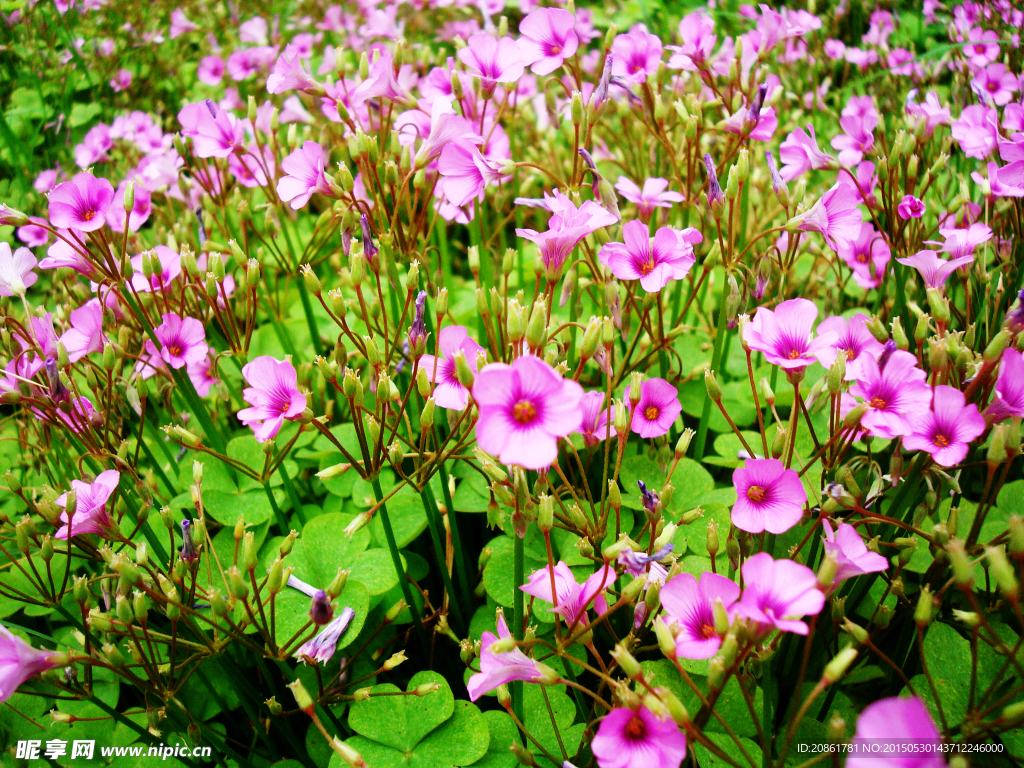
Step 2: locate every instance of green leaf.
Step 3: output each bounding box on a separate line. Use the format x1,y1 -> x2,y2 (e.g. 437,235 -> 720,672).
466,710 -> 518,768
453,473 -> 491,513
370,492 -> 428,549
410,700 -> 490,768
692,733 -> 762,768
350,548 -> 403,596
347,671 -> 454,752
524,685 -> 583,768
297,512 -> 371,587
69,102 -> 102,127
908,621 -> 973,727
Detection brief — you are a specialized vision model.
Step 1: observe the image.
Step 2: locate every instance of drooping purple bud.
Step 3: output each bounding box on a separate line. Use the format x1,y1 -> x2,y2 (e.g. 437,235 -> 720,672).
360,214 -> 379,268
1004,287 -> 1024,332
765,150 -> 787,196
204,98 -> 219,118
592,54 -> 613,110
295,606 -> 355,665
704,154 -> 724,211
577,148 -> 601,196
310,589 -> 335,626
877,340 -> 898,371
45,357 -> 68,401
749,83 -> 769,121
637,480 -> 660,515
407,290 -> 428,357
180,519 -> 199,563
341,229 -> 353,257
195,207 -> 207,247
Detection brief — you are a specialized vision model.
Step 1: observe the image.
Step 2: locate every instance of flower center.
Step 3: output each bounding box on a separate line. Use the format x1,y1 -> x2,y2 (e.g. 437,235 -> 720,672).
624,715 -> 646,740
644,405 -> 659,421
933,433 -> 950,447
513,400 -> 537,424
747,485 -> 766,502
638,258 -> 656,275
82,210 -> 95,221
787,349 -> 801,359
868,397 -> 887,410
856,253 -> 868,263
701,623 -> 717,638
549,45 -> 562,56
167,344 -> 183,357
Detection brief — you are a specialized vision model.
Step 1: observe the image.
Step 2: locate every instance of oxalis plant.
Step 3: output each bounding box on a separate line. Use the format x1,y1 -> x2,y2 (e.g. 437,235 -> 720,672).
0,1 -> 1022,767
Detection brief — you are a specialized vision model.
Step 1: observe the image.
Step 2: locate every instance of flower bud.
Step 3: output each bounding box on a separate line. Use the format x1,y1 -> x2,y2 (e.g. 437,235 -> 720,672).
987,545 -> 1019,602
822,646 -> 858,684
611,643 -> 643,679
914,586 -> 934,626
704,368 -> 722,401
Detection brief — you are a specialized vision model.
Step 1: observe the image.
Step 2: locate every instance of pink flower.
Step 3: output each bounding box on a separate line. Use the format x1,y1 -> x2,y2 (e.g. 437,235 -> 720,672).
178,100 -> 244,158
937,223 -> 992,258
59,299 -> 105,363
666,12 -> 716,70
437,143 -> 510,207
472,355 -> 584,469
350,47 -> 414,106
521,561 -> 615,626
467,612 -> 556,701
169,7 -> 196,37
897,195 -> 925,219
48,172 -> 115,232
110,69 -> 132,91
611,27 -> 663,84
743,298 -> 837,371
630,378 -> 681,439
964,26 -> 1000,68
951,105 -> 998,159
905,91 -> 951,136
130,245 -> 181,293
972,161 -> 1024,199
151,313 -> 208,372
237,356 -> 308,443
836,222 -> 890,290
458,33 -> 525,93
518,8 -> 578,75
733,553 -> 825,636
0,624 -> 63,703
0,242 -> 38,297
779,125 -> 835,181
74,125 -> 111,168
813,314 -> 884,371
904,385 -> 985,467
197,56 -> 225,86
420,325 -> 485,410
846,697 -> 945,768
794,182 -> 863,250
55,469 -> 121,539
896,250 -> 975,289
515,190 -> 617,273
986,349 -> 1024,422
972,63 -> 1018,106
660,571 -> 740,659
277,142 -> 333,210
824,39 -> 846,59
598,220 -> 701,293
592,705 -> 688,768
830,114 -> 874,167
30,314 -> 58,358
575,390 -> 616,447
17,217 -> 49,248
820,520 -> 888,588
732,458 -> 806,534
614,177 -> 684,222
188,356 -> 218,398
34,170 -> 58,193
267,51 -> 322,95
843,348 -> 931,439
106,180 -> 152,232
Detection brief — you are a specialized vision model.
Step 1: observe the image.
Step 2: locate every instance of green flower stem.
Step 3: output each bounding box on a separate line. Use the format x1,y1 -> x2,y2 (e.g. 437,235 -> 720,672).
263,480 -> 291,532
512,532 -> 525,725
420,484 -> 466,634
694,279 -> 730,460
278,462 -> 308,527
371,476 -> 427,643
296,276 -> 323,356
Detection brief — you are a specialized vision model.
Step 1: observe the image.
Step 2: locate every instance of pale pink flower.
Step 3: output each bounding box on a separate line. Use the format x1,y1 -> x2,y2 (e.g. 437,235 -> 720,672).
55,470 -> 121,539
813,314 -> 884,372
59,298 -> 105,362
521,561 -> 615,626
420,325 -> 485,410
277,142 -> 333,210
614,177 -> 684,222
169,8 -> 197,38
110,69 -> 132,91
779,125 -> 836,181
467,612 -> 556,701
820,520 -> 888,588
666,12 -> 716,70
515,190 -> 617,273
836,222 -> 890,289
437,143 -> 510,207
178,100 -> 244,158
972,63 -> 1018,106
951,105 -> 998,159
793,182 -> 864,250
197,56 -> 225,86
518,8 -> 578,75
458,33 -> 525,93
0,242 -> 38,297
896,250 -> 976,289
599,220 -> 700,293
611,26 -> 663,84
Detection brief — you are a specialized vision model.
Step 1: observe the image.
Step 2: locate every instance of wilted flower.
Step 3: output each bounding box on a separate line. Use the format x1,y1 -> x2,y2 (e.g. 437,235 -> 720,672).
295,607 -> 355,665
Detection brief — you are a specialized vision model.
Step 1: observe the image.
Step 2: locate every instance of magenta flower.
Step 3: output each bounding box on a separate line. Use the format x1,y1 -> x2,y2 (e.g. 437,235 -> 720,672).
937,223 -> 992,258
457,33 -> 525,93
237,356 -> 308,443
972,161 -> 1024,199
48,172 -> 115,232
472,355 -> 584,470
130,245 -> 182,293
188,356 -> 218,398
835,222 -> 890,290
267,51 -> 321,95
350,47 -> 414,106
904,385 -> 985,467
0,242 -> 38,297
598,220 -> 701,293
731,458 -> 806,534
518,8 -> 578,76
178,100 -> 244,158
197,55 -> 225,86
843,349 -> 931,440
17,217 -> 49,248
830,114 -> 875,168
972,63 -> 1019,107
169,7 -> 197,37
743,298 -> 836,371
666,12 -> 716,71
614,177 -> 684,222
467,611 -> 557,701
592,705 -> 687,768
277,142 -> 333,210
437,143 -> 510,208
630,378 -> 681,439
0,624 -> 63,703
521,560 -> 615,626
59,299 -> 105,363
779,125 -> 835,181
813,314 -> 884,372
793,182 -> 863,250
55,469 -> 121,539
896,250 -> 975,290
986,349 -> 1024,422
30,314 -> 58,358
295,607 -> 355,665
951,105 -> 998,159
820,520 -> 888,589
733,553 -> 825,636
150,313 -> 208,373
420,325 -> 485,410
575,390 -> 616,447
897,195 -> 925,219
846,697 -> 945,768
110,69 -> 132,92
660,571 -> 740,659
610,27 -> 663,84
905,91 -> 951,136
515,190 -> 618,273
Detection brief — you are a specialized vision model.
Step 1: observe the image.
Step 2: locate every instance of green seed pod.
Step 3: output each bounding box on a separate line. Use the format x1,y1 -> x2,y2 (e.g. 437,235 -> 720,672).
914,586 -> 934,626
227,566 -> 250,600
822,646 -> 858,684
